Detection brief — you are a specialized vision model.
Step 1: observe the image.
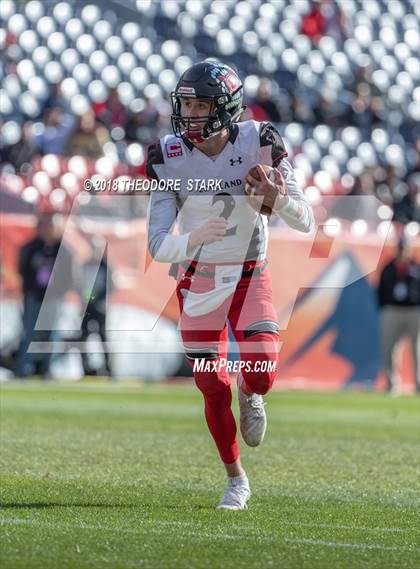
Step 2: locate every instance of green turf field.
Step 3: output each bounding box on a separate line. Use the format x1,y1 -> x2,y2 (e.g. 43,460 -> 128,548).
0,382 -> 419,569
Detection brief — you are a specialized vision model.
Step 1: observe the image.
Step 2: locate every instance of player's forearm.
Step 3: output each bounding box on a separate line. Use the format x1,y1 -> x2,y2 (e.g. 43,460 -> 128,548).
187,229 -> 201,254
273,195 -> 314,233
273,160 -> 314,233
149,232 -> 196,263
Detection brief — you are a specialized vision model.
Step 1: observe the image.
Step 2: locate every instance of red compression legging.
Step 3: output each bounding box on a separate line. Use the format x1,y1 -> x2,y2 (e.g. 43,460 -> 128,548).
176,265 -> 279,464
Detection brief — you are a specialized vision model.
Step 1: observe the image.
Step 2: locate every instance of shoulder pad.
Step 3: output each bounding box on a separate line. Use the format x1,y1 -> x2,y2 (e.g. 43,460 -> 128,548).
146,140 -> 164,180
259,122 -> 288,167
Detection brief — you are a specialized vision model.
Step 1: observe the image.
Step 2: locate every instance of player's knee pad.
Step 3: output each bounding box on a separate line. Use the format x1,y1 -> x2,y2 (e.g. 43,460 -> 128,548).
184,346 -> 218,362
243,320 -> 279,357
184,345 -> 229,395
242,321 -> 279,395
244,320 -> 279,338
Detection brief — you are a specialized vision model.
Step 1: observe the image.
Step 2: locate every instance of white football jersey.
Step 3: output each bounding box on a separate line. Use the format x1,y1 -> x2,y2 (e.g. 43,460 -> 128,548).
147,120 -> 313,265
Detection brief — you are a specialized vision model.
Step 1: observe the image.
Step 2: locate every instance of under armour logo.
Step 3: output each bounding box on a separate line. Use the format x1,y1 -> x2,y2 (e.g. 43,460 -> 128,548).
230,157 -> 242,165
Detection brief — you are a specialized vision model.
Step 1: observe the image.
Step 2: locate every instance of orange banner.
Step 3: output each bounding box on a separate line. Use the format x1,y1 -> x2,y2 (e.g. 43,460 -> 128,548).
0,214 -> 417,391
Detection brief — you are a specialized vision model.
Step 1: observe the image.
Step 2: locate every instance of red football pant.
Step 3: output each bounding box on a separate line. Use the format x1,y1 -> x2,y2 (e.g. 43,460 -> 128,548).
177,266 -> 279,464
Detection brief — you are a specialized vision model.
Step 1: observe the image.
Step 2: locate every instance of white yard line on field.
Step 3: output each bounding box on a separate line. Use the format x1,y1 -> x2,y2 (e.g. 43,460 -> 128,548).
0,517 -> 272,542
282,521 -> 413,533
156,519 -> 414,534
1,517 -> 419,552
286,537 -> 420,552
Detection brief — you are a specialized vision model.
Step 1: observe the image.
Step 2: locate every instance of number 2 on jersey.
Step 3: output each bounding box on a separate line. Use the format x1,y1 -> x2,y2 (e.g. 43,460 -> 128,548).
212,193 -> 238,237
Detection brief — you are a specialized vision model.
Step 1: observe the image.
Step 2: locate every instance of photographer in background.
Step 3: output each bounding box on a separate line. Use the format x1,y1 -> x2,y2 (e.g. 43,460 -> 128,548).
78,241 -> 113,378
378,238 -> 420,394
15,213 -> 74,378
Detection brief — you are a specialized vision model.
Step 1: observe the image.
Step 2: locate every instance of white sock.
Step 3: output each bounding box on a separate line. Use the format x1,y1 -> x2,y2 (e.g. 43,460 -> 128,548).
237,373 -> 253,396
229,472 -> 248,484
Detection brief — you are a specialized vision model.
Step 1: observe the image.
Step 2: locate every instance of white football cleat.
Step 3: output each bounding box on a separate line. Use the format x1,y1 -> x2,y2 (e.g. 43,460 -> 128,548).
217,474 -> 251,510
237,374 -> 267,447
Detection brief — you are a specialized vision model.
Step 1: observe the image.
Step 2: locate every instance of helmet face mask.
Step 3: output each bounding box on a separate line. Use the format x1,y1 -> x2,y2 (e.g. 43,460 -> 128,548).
171,95 -> 219,143
171,61 -> 244,143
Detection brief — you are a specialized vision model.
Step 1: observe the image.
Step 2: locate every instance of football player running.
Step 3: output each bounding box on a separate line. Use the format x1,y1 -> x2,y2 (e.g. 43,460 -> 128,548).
147,61 -> 314,510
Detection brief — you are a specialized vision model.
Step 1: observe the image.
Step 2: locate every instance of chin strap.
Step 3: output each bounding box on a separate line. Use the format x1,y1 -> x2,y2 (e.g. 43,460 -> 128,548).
185,125 -> 222,144
186,131 -> 206,143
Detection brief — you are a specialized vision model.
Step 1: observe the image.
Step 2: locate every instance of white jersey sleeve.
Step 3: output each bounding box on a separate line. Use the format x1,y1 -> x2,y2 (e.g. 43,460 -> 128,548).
274,159 -> 315,233
146,141 -> 198,263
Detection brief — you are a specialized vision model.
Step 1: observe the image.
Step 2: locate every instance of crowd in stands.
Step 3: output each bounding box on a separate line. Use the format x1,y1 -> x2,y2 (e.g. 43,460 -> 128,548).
0,0 -> 418,226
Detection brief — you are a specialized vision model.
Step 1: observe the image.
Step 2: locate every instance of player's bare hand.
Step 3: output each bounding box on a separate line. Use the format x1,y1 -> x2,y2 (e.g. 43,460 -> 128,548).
188,217 -> 228,249
246,164 -> 287,206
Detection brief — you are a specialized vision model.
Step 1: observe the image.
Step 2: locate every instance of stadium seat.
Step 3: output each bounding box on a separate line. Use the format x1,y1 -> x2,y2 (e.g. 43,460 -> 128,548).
81,4 -> 101,28
88,50 -> 108,74
52,2 -> 72,25
8,13 -> 27,36
30,46 -> 50,70
121,22 -> 141,44
92,20 -> 112,42
0,0 -> 16,21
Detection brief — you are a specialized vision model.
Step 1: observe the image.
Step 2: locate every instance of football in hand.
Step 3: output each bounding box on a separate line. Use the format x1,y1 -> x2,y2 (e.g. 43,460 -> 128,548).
244,164 -> 285,216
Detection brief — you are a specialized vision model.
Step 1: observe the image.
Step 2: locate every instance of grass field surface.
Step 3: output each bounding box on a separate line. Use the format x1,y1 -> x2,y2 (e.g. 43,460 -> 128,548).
0,382 -> 419,568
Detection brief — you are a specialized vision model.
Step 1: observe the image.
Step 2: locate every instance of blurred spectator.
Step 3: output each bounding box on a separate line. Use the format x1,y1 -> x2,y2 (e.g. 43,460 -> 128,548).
290,90 -> 317,124
315,91 -> 353,128
351,170 -> 376,197
40,82 -> 67,116
15,213 -> 74,378
392,173 -> 420,225
125,96 -> 161,142
78,243 -> 113,377
126,97 -> 171,142
353,64 -> 376,97
378,239 -> 420,393
155,99 -> 172,134
126,97 -> 162,144
137,96 -> 160,128
373,167 -> 420,225
249,79 -> 281,123
93,87 -> 126,129
350,64 -> 386,128
375,166 -> 396,205
351,88 -> 383,130
0,122 -> 35,174
322,0 -> 348,41
66,111 -> 109,159
301,1 -> 326,44
125,110 -> 149,142
31,108 -> 76,156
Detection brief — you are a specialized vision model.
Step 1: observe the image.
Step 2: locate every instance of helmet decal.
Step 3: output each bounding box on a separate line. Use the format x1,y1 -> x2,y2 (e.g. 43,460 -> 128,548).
177,86 -> 196,96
